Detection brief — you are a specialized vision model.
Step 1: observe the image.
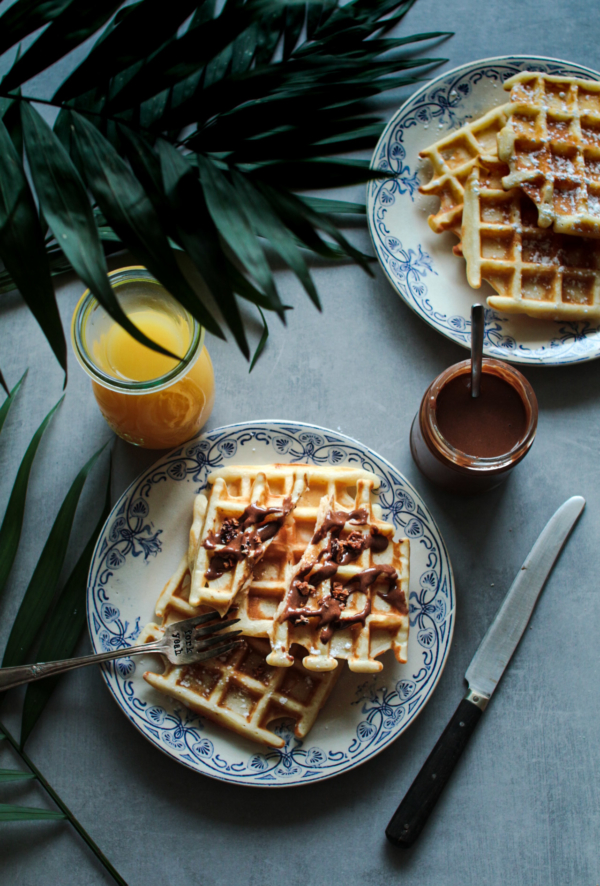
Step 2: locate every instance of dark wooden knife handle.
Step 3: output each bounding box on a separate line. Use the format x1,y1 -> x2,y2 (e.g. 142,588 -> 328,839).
386,695 -> 483,847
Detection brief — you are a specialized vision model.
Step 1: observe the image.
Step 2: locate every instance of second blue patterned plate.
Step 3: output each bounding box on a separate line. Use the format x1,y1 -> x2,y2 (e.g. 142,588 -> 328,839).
87,421 -> 454,787
368,56 -> 600,366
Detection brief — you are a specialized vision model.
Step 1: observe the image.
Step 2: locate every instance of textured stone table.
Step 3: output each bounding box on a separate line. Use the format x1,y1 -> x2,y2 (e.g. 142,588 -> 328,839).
0,1 -> 599,883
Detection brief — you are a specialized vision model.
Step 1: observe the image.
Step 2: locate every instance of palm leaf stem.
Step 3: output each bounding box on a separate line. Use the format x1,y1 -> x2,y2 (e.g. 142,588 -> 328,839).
0,719 -> 128,886
0,90 -> 191,149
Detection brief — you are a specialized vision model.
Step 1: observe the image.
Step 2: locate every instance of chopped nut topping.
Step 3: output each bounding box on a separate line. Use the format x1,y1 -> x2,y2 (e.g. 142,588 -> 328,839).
344,531 -> 366,553
329,530 -> 366,564
331,582 -> 349,605
219,517 -> 240,544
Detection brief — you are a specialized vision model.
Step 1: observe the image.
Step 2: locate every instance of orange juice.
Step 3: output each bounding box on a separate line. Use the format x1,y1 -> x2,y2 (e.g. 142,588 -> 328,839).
72,267 -> 215,449
93,308 -> 189,381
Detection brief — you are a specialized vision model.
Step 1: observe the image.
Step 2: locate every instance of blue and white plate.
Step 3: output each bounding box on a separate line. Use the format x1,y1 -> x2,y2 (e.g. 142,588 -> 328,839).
87,421 -> 454,787
368,56 -> 600,366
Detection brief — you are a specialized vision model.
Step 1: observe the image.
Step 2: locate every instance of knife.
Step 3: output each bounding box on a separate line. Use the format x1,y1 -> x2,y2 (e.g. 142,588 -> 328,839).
386,495 -> 585,848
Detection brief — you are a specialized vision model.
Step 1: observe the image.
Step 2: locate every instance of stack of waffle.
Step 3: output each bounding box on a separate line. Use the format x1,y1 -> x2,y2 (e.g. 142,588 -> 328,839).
420,71 -> 600,321
137,464 -> 410,748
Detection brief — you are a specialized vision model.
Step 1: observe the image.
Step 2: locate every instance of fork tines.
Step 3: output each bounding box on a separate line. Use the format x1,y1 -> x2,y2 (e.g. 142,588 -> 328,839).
194,638 -> 244,663
194,617 -> 240,639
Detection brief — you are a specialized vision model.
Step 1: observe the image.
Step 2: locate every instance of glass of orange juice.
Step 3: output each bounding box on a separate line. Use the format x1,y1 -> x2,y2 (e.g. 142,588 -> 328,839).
71,266 -> 215,449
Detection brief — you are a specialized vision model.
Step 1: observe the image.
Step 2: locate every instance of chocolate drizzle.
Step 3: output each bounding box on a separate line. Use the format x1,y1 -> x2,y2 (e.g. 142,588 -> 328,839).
281,507 -> 406,642
203,498 -> 292,581
311,508 -> 368,544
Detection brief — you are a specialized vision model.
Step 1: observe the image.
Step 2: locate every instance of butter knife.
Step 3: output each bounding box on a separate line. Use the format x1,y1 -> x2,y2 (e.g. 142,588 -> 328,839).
386,495 -> 585,848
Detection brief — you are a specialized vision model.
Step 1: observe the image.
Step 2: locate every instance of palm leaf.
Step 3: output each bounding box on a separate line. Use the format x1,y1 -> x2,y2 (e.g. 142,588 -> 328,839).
0,769 -> 35,783
0,397 -> 62,605
0,384 -> 126,883
1,96 -> 24,156
157,139 -> 250,356
250,157 -> 394,190
0,803 -> 65,821
224,257 -> 280,312
259,182 -> 373,270
20,102 -> 177,360
20,459 -> 112,746
0,370 -> 26,437
105,0 -> 258,112
196,154 -> 283,313
231,170 -> 320,308
0,0 -> 449,370
118,125 -> 173,221
0,118 -> 66,376
249,306 -> 269,372
301,196 -> 366,214
54,0 -> 201,103
2,444 -> 106,668
0,0 -> 73,57
70,110 -> 225,340
0,0 -> 123,93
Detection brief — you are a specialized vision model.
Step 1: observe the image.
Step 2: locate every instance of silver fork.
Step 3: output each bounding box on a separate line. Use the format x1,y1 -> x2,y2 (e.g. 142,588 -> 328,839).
0,612 -> 241,692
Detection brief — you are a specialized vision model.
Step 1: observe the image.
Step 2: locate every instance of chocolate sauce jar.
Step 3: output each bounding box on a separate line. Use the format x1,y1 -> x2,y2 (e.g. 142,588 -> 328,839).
410,358 -> 538,494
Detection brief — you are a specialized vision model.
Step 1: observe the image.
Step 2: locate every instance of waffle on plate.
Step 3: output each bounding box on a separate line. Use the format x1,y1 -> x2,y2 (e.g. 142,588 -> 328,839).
138,465 -> 410,746
188,465 -> 308,615
498,72 -> 600,236
138,620 -> 339,749
461,160 -> 600,320
418,69 -> 600,320
418,104 -> 510,235
267,481 -> 410,673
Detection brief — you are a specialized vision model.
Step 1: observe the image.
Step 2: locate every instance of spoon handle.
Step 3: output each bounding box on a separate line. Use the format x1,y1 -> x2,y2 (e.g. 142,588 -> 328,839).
471,303 -> 484,398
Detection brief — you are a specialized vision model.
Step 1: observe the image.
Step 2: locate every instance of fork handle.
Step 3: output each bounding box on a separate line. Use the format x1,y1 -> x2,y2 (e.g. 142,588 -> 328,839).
0,641 -> 166,692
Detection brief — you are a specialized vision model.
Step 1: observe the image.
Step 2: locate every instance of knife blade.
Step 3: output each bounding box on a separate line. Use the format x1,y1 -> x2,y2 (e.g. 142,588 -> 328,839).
385,495 -> 585,848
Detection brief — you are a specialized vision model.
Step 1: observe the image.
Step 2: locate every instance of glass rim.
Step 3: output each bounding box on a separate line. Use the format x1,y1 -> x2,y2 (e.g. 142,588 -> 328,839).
421,358 -> 538,473
71,266 -> 204,395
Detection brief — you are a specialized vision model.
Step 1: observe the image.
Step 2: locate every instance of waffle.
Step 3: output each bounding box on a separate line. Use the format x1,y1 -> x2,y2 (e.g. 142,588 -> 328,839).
138,622 -> 339,748
154,465 -> 390,632
190,464 -> 385,628
461,161 -> 600,319
266,480 -> 410,674
419,105 -> 510,235
498,72 -> 600,236
154,554 -> 199,623
188,466 -> 308,615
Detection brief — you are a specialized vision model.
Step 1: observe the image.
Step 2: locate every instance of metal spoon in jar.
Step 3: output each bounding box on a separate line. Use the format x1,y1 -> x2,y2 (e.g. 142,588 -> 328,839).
471,303 -> 484,398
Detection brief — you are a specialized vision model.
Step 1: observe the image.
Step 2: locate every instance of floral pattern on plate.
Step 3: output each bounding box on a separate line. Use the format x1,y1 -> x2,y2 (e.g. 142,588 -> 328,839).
87,422 -> 454,786
368,55 -> 600,366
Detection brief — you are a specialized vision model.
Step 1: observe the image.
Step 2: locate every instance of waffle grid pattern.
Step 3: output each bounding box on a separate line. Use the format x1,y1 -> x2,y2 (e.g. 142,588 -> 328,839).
267,480 -> 410,674
200,465 -> 386,634
462,163 -> 600,319
499,72 -> 600,236
419,104 -> 509,234
138,465 -> 409,746
138,624 -> 339,748
189,466 -> 308,613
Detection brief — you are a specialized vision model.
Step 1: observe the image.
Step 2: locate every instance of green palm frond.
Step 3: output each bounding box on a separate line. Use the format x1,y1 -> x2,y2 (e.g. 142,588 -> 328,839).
0,375 -> 123,883
0,0 -> 450,369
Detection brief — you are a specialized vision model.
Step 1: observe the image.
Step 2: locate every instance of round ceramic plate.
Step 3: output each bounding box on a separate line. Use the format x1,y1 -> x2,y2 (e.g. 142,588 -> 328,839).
87,421 -> 454,787
368,56 -> 600,366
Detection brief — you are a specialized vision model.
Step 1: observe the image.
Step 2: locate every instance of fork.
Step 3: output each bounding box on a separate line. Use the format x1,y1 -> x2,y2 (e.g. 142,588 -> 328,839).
0,612 -> 241,692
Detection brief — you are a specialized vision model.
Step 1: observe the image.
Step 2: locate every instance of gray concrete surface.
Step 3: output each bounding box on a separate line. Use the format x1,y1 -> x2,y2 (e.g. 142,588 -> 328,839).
0,1 -> 599,883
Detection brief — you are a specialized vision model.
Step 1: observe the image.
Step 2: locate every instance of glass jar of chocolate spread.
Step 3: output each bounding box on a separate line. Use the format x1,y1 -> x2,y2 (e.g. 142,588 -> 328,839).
410,358 -> 538,494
